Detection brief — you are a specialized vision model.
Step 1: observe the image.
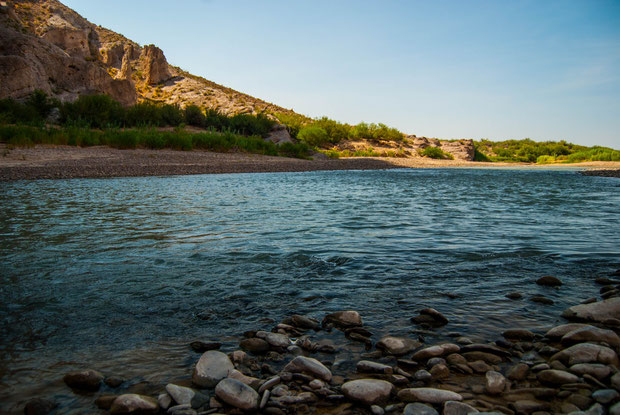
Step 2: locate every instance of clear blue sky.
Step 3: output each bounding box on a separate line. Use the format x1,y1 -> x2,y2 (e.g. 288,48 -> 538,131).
64,0 -> 620,148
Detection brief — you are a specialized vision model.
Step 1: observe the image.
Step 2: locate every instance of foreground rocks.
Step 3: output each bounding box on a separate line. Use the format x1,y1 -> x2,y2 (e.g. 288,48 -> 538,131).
49,293 -> 620,415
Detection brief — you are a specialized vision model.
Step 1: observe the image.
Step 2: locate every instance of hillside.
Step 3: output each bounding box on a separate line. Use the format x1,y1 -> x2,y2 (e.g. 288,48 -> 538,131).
0,0 -> 295,116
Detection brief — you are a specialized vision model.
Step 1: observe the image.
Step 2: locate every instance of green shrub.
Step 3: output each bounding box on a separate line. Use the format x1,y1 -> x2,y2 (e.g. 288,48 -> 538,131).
473,147 -> 491,162
537,155 -> 556,164
420,146 -> 454,160
184,105 -> 206,127
297,126 -> 329,147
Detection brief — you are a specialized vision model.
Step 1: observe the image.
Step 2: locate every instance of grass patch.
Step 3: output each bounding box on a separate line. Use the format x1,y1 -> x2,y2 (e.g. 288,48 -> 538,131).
419,146 -> 454,160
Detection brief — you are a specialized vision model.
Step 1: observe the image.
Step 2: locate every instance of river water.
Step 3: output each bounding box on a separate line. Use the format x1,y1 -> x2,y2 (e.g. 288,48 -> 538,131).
0,168 -> 618,413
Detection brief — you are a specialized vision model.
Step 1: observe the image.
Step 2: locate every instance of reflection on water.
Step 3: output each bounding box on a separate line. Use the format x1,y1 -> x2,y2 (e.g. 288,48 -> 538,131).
0,168 -> 618,413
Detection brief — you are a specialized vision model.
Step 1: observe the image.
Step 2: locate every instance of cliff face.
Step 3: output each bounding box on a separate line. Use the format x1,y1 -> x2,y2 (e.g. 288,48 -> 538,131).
1,0 -> 294,116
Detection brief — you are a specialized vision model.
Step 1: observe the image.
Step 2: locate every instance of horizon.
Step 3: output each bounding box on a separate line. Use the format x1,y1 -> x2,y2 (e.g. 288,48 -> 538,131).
63,0 -> 620,149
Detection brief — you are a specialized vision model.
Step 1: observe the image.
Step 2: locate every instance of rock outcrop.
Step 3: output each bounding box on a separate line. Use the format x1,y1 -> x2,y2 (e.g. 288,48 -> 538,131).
142,44 -> 170,85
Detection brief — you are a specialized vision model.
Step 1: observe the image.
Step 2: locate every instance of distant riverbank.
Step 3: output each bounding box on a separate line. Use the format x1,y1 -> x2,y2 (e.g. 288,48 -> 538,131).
1,144 -> 619,181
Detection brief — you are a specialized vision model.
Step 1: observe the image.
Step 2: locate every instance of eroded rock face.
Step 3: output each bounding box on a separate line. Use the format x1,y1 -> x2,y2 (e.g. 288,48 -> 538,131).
42,28 -> 92,58
440,140 -> 475,161
141,44 -> 170,85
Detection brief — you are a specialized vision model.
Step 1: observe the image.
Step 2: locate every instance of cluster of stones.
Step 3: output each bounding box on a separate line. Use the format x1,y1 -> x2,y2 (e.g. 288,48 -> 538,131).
26,274 -> 620,415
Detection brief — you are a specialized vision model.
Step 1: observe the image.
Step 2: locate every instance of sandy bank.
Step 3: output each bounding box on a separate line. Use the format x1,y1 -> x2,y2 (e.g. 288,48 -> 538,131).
1,144 -> 619,181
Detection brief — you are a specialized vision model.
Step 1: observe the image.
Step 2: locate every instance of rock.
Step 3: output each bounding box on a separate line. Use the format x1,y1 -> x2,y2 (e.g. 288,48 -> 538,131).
551,343 -> 619,367
537,369 -> 579,385
561,326 -> 620,348
443,401 -> 480,415
397,388 -> 463,404
240,338 -> 270,354
192,350 -> 234,388
611,402 -> 620,415
427,357 -> 446,367
460,344 -> 511,358
110,394 -> 159,414
415,369 -> 433,382
265,124 -> 296,145
377,336 -> 421,356
63,369 -> 103,391
531,295 -> 554,305
189,341 -> 221,353
412,344 -> 460,360
562,298 -> 620,324
506,292 -> 523,300
411,308 -> 449,326
469,360 -> 492,373
357,360 -> 393,374
341,379 -> 394,405
258,376 -> 281,393
228,369 -> 260,386
260,390 -> 270,409
141,44 -> 170,85
486,371 -> 506,394
404,403 -> 439,415
214,378 -> 259,411
256,331 -> 291,348
592,389 -> 619,404
507,363 -> 529,380
105,376 -> 125,388
167,405 -> 196,415
612,372 -> 620,390
439,139 -> 475,161
95,395 -> 118,410
371,404 -> 385,415
157,393 -> 172,410
24,398 -> 57,415
322,310 -> 363,328
283,356 -> 332,381
536,276 -> 563,287
165,384 -> 195,406
569,363 -> 612,380
462,352 -> 502,365
430,364 -> 450,379
503,329 -> 535,341
285,314 -> 321,330
511,400 -> 546,413
545,324 -> 590,339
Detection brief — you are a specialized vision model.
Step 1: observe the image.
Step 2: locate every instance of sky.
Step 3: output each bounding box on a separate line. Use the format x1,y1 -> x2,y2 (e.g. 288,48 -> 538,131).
63,0 -> 620,148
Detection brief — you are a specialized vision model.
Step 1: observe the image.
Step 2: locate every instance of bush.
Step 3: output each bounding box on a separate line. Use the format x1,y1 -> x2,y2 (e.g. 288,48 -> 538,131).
184,105 -> 206,127
420,146 -> 454,160
473,147 -> 491,162
297,126 -> 329,147
60,94 -> 125,128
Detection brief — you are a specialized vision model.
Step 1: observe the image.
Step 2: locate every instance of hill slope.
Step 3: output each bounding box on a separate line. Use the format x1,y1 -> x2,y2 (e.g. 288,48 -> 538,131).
0,0 -> 295,116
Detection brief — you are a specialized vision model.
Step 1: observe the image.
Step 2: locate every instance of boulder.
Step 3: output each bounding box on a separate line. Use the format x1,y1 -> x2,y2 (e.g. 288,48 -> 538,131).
377,336 -> 421,356
141,44 -> 170,85
341,379 -> 394,405
322,310 -> 363,328
397,388 -> 463,404
214,378 -> 259,411
110,394 -> 158,414
192,350 -> 234,388
63,369 -> 103,391
561,326 -> 620,348
562,298 -> 620,324
283,356 -> 332,381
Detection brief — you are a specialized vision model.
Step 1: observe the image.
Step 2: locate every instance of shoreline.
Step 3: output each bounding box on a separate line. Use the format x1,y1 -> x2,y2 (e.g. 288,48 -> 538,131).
1,144 -> 619,181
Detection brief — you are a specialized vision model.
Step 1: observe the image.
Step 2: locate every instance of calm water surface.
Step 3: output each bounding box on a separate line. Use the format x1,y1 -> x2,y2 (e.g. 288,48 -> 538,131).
0,168 -> 618,413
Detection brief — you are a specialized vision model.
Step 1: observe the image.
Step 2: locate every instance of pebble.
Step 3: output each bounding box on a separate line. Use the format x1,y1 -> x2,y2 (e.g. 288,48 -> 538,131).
443,400 -> 480,415
429,363 -> 450,379
341,379 -> 394,405
414,369 -> 432,382
485,370 -> 506,394
283,356 -> 332,381
109,394 -> 159,414
357,360 -> 393,374
256,331 -> 291,348
506,363 -> 529,380
371,404 -> 385,415
537,369 -> 579,385
165,384 -> 195,405
214,378 -> 259,410
397,388 -> 463,404
569,363 -> 612,380
403,402 -> 439,415
377,336 -> 421,356
157,393 -> 172,410
192,350 -> 234,388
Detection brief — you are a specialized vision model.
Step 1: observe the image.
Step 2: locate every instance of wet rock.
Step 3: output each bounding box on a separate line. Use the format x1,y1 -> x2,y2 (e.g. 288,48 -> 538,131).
460,344 -> 511,358
260,390 -> 270,409
569,363 -> 612,380
189,341 -> 221,353
192,350 -> 234,388
551,343 -> 619,366
415,369 -> 433,382
503,329 -> 536,341
506,292 -> 523,300
446,354 -> 468,365
469,360 -> 493,374
157,393 -> 172,411
562,298 -> 620,324
105,376 -> 125,388
430,364 -> 450,379
536,276 -> 563,287
322,310 -> 363,328
412,344 -> 460,360
377,336 -> 421,356
561,326 -> 620,348
214,378 -> 259,410
531,363 -> 550,372
531,295 -> 554,305
341,379 -> 394,405
166,384 -> 195,405
507,363 -> 529,380
284,315 -> 321,331
167,405 -> 196,415
371,404 -> 385,415
412,308 -> 449,326
240,338 -> 270,354
397,388 -> 463,404
258,376 -> 281,393
511,400 -> 546,413
110,394 -> 159,414
612,372 -> 620,390
427,357 -> 447,367
24,398 -> 57,415
256,331 -> 291,348
486,371 -> 506,394
538,369 -> 579,385
63,369 -> 103,391
403,402 -> 439,415
357,360 -> 393,374
443,401 -> 480,415
545,324 -> 590,339
592,389 -> 619,404
463,352 -> 502,365
95,395 -> 118,410
283,356 -> 332,381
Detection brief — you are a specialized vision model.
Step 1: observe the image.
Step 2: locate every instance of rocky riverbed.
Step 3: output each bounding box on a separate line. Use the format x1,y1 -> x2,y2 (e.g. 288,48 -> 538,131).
22,273 -> 620,415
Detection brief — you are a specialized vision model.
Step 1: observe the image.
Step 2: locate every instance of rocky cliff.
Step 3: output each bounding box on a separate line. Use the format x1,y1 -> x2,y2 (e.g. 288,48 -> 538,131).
0,0 -> 294,116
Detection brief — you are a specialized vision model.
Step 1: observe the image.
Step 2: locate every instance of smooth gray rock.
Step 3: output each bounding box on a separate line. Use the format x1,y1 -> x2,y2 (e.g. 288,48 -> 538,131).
357,360 -> 393,374
256,331 -> 291,348
165,384 -> 195,405
551,343 -> 619,366
323,310 -> 363,328
538,369 -> 579,385
403,403 -> 439,415
561,326 -> 620,348
569,363 -> 612,380
443,401 -> 479,415
110,394 -> 159,414
192,350 -> 234,388
341,379 -> 394,405
592,389 -> 620,404
283,356 -> 332,381
485,371 -> 506,394
398,388 -> 463,404
545,323 -> 590,339
414,369 -> 432,382
377,336 -> 421,356
562,298 -> 620,323
214,378 -> 259,410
